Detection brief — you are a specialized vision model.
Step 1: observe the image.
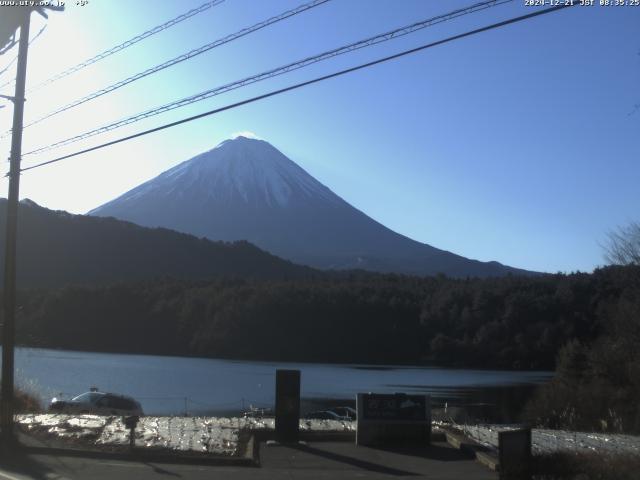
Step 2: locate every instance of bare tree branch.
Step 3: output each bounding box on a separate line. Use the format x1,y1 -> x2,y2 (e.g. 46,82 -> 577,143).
604,221 -> 640,266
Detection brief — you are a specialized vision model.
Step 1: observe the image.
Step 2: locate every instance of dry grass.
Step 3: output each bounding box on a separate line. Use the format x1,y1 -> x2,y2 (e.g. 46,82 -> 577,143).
14,389 -> 41,413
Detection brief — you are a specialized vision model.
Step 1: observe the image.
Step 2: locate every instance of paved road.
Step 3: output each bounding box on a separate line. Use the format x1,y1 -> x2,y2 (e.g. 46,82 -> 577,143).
0,441 -> 496,479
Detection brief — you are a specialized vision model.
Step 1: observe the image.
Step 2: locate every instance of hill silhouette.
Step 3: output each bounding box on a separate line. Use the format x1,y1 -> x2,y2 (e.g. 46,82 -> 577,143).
0,199 -> 313,288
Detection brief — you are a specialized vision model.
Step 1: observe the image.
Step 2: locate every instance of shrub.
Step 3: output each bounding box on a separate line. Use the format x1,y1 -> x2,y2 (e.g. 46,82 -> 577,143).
524,291 -> 640,433
532,452 -> 640,480
14,389 -> 41,413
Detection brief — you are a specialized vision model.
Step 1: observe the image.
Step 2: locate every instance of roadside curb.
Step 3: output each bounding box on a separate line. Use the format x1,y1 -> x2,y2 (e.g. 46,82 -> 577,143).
250,429 -> 356,463
253,430 -> 355,443
442,427 -> 500,472
475,449 -> 499,471
299,431 -> 355,442
18,434 -> 261,468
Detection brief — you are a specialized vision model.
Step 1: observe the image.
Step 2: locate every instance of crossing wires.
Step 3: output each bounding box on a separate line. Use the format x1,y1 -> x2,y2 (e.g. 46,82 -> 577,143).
27,0 -> 225,93
4,0 -> 330,137
19,3 -> 577,174
20,0 -> 514,156
0,24 -> 48,90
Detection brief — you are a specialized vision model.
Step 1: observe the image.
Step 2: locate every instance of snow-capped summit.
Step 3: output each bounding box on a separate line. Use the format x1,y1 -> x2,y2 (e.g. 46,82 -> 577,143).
139,135 -> 339,208
90,136 -> 530,277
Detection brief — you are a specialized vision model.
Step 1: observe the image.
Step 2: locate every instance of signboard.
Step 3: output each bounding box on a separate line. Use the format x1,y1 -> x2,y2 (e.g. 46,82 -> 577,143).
356,393 -> 431,447
361,394 -> 428,421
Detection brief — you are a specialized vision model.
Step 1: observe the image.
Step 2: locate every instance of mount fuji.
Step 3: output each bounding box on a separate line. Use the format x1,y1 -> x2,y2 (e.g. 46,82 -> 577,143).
89,136 -> 530,277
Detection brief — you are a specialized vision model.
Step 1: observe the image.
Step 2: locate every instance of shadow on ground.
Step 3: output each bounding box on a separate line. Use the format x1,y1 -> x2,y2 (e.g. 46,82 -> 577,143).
0,448 -> 70,480
373,443 -> 475,462
286,442 -> 476,475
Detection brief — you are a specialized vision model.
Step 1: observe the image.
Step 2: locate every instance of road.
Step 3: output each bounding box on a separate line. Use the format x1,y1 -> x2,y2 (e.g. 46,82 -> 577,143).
0,440 -> 496,479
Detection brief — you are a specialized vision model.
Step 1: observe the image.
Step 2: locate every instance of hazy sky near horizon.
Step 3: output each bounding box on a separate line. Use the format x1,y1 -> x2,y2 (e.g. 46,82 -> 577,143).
0,0 -> 637,274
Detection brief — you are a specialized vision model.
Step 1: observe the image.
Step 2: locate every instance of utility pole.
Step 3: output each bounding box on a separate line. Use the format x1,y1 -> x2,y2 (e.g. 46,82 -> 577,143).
1,7 -> 30,448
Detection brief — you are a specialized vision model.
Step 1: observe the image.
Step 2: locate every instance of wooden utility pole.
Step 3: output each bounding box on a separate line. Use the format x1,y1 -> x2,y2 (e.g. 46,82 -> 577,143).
1,7 -> 30,447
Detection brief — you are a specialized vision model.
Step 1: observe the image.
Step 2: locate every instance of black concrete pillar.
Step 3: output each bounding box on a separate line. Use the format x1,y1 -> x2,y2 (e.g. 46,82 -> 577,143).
275,369 -> 300,442
499,427 -> 532,479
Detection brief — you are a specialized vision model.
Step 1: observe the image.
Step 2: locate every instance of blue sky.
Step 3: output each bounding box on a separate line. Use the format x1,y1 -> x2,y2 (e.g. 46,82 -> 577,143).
0,0 -> 638,274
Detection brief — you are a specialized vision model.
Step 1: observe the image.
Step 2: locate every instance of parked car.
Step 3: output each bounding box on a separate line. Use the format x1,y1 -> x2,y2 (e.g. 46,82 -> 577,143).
304,410 -> 350,421
331,406 -> 357,420
242,406 -> 274,418
49,391 -> 143,416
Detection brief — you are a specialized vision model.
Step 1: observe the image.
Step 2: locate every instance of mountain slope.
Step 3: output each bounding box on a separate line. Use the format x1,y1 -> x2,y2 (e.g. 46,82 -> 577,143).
0,199 -> 312,288
90,136 -> 532,277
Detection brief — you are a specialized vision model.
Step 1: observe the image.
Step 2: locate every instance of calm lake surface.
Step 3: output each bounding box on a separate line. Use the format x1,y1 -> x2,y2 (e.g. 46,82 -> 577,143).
13,347 -> 552,419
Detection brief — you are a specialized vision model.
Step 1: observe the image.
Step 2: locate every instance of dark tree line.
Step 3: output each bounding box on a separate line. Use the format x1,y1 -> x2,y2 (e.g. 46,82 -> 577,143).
10,265 -> 639,372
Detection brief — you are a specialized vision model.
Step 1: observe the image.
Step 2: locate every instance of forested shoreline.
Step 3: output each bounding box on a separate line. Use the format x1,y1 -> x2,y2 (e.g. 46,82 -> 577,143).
9,265 -> 638,371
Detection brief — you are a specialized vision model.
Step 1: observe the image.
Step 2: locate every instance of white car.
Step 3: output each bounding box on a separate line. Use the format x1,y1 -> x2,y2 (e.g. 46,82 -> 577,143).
304,410 -> 351,421
49,391 -> 143,416
331,406 -> 357,420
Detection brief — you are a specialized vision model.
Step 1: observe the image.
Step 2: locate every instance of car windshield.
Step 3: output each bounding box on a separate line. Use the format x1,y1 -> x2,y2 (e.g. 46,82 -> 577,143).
71,392 -> 103,403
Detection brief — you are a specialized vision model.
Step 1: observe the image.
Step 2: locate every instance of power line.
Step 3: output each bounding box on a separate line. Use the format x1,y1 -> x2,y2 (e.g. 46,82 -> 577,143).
20,0 -> 513,155
26,0 -> 225,93
19,3 -> 577,174
17,0 -> 509,145
0,24 -> 47,89
0,75 -> 15,92
0,25 -> 46,79
0,61 -> 15,81
9,0 -> 330,136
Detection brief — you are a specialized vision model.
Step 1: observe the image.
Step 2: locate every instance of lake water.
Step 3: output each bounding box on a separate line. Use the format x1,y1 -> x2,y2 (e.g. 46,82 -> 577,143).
13,347 -> 552,420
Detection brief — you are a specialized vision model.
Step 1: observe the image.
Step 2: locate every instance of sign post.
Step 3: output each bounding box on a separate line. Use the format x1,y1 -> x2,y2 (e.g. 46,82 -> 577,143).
275,369 -> 300,443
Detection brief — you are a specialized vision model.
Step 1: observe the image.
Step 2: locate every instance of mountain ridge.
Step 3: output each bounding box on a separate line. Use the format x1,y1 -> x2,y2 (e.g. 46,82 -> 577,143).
90,136 -> 535,278
0,198 -> 313,288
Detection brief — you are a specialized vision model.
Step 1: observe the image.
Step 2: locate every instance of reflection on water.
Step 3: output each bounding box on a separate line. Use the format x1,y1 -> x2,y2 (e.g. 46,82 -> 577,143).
13,347 -> 552,418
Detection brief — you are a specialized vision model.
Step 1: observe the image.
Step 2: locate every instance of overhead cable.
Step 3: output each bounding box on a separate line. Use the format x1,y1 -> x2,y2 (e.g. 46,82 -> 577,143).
0,24 -> 47,90
19,3 -> 577,174
28,0 -> 225,93
8,0 -> 330,135
21,0 -> 513,154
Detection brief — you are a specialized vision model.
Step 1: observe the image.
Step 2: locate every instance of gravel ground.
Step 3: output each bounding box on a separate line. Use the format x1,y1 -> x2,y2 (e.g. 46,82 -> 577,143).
457,423 -> 640,455
16,414 -> 355,456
